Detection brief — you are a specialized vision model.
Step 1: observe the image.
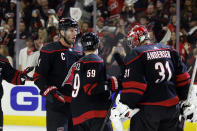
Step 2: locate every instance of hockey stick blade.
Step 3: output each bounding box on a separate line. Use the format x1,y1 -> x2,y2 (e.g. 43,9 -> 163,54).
100,53 -> 124,131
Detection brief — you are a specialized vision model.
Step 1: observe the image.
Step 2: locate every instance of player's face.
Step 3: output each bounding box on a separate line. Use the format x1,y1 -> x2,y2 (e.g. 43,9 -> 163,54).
64,27 -> 78,44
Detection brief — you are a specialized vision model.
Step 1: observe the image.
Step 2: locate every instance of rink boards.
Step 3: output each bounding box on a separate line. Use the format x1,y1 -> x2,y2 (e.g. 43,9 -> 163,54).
2,81 -> 197,130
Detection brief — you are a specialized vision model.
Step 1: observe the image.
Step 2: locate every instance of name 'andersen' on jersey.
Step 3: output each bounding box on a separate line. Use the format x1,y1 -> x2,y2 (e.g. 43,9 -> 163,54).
120,43 -> 190,109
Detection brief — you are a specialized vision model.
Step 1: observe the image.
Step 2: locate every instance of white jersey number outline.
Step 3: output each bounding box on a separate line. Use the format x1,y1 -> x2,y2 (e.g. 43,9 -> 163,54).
155,61 -> 172,83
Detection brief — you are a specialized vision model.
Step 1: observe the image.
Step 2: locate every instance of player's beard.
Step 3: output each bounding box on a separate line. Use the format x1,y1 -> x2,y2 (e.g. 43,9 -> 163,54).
61,30 -> 75,46
63,36 -> 74,46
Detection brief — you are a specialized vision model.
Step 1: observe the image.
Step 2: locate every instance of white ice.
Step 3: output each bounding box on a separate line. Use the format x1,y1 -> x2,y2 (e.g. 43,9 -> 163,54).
3,125 -> 46,131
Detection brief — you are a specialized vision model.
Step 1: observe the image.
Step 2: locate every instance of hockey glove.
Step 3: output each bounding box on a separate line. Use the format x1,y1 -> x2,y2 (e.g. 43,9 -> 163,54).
181,101 -> 197,122
20,67 -> 35,84
22,67 -> 34,79
42,86 -> 66,103
107,76 -> 120,91
110,107 -> 124,131
117,101 -> 139,119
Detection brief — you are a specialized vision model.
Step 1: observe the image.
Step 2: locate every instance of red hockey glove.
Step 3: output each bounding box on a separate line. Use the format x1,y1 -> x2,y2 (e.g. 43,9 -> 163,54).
107,76 -> 120,91
42,86 -> 66,103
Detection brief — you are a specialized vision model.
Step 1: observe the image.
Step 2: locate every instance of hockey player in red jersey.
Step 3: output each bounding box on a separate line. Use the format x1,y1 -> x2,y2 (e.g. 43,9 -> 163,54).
118,25 -> 191,131
0,54 -> 33,131
33,17 -> 82,131
63,32 -> 119,131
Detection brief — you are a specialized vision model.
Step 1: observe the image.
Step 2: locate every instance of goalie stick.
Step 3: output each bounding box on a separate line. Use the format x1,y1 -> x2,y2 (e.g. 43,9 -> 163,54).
181,57 -> 197,129
100,53 -> 125,131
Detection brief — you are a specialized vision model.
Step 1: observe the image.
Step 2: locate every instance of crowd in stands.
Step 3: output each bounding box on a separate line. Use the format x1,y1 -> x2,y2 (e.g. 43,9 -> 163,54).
0,0 -> 196,80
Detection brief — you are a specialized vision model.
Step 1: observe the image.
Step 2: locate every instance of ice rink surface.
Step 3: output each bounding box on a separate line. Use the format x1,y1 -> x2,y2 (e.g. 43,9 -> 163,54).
3,125 -> 46,131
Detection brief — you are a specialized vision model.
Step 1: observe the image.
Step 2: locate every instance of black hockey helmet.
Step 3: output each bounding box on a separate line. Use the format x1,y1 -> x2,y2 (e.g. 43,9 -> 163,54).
81,32 -> 100,51
58,17 -> 78,31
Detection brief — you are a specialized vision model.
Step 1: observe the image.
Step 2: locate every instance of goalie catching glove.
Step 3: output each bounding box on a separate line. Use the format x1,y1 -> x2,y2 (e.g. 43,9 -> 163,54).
110,94 -> 139,131
181,101 -> 197,122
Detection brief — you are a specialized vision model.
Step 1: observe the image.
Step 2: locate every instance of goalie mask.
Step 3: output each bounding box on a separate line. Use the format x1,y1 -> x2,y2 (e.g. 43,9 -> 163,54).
81,32 -> 100,51
127,25 -> 150,48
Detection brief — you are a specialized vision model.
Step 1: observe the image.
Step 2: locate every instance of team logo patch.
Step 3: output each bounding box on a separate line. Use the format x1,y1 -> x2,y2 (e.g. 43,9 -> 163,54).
57,127 -> 64,131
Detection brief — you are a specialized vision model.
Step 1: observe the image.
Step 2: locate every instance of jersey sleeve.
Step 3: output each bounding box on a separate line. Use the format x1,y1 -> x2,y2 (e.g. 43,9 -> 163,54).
33,50 -> 52,94
120,51 -> 147,109
1,59 -> 24,85
172,50 -> 190,100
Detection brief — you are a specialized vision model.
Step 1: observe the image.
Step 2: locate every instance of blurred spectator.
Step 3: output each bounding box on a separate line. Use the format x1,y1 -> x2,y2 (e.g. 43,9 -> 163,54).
181,0 -> 197,31
185,42 -> 197,80
139,16 -> 152,30
90,17 -> 105,37
80,21 -> 90,34
96,0 -> 109,19
167,3 -> 176,16
47,9 -> 58,28
107,0 -> 124,21
0,44 -> 13,66
106,38 -> 126,76
47,26 -> 58,43
2,17 -> 16,57
37,0 -> 50,22
19,20 -> 28,40
121,3 -> 136,25
167,32 -> 187,61
5,0 -> 16,20
56,0 -> 76,18
21,0 -> 34,30
34,27 -> 48,50
155,0 -> 168,26
30,9 -> 44,32
187,17 -> 197,46
52,35 -> 59,42
145,2 -> 156,23
149,30 -> 156,43
168,14 -> 176,32
0,0 -> 9,21
114,17 -> 126,44
18,36 -> 38,76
